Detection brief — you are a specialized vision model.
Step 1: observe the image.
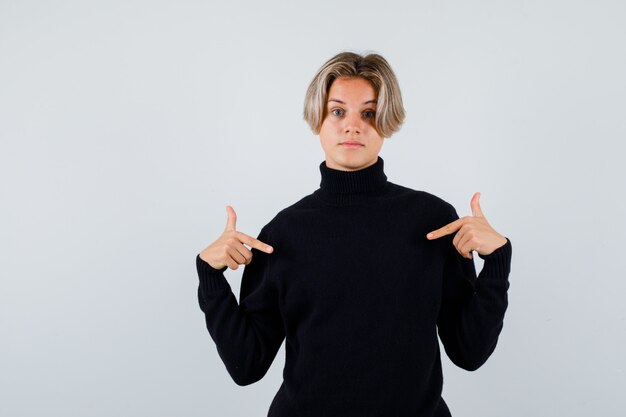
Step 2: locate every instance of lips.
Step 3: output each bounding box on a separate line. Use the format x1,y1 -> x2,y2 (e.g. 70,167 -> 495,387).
340,141 -> 364,147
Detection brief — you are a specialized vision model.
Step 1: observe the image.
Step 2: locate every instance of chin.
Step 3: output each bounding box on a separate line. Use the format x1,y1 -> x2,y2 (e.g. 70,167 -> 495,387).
331,156 -> 374,171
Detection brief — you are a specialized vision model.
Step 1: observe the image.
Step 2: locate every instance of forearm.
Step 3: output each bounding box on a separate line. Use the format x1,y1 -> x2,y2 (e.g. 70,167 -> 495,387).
196,254 -> 284,386
438,238 -> 512,370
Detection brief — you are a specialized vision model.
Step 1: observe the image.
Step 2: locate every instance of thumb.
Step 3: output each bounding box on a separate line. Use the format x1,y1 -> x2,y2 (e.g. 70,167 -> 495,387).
224,205 -> 237,232
471,192 -> 484,217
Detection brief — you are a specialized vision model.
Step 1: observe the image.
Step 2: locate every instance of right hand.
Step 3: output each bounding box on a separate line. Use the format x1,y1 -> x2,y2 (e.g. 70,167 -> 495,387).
199,205 -> 274,270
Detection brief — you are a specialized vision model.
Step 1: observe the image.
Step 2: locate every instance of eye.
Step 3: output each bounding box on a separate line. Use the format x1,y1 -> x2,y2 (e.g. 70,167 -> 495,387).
363,110 -> 375,119
330,108 -> 344,117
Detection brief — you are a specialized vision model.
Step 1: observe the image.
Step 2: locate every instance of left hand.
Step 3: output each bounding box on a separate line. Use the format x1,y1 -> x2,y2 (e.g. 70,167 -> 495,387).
426,192 -> 507,259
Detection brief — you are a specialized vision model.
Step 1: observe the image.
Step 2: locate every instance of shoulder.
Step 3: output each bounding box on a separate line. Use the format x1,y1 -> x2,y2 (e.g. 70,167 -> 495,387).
259,193 -> 319,235
387,182 -> 456,217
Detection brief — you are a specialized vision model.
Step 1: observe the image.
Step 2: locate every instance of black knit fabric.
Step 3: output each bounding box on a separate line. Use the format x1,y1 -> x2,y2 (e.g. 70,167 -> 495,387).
196,156 -> 512,417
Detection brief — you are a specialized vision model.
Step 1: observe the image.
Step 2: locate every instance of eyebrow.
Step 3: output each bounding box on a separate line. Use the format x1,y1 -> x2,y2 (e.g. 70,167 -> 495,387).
327,98 -> 377,105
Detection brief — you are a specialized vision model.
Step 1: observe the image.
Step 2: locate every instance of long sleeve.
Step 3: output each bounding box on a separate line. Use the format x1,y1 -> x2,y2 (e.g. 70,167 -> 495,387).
196,226 -> 285,386
436,207 -> 512,371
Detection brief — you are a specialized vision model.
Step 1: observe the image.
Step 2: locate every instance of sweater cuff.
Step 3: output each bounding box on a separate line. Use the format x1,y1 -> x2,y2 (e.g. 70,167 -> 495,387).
477,237 -> 512,278
196,254 -> 231,293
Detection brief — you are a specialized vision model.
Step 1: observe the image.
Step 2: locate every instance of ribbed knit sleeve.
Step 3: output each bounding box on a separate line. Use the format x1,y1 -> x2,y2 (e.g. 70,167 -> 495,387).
196,226 -> 285,386
437,207 -> 512,371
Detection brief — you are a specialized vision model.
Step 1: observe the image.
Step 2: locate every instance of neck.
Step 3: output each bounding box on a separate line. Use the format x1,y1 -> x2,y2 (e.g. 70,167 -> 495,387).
314,156 -> 389,205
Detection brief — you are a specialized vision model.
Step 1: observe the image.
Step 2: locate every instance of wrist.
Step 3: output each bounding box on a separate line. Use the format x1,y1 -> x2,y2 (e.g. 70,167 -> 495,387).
197,254 -> 227,273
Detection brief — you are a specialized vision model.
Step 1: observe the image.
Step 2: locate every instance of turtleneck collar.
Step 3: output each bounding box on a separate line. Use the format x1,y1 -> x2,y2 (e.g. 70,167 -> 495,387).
314,156 -> 389,205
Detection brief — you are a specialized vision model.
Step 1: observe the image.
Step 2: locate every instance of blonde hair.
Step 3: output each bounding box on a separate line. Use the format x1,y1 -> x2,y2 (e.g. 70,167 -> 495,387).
303,51 -> 405,138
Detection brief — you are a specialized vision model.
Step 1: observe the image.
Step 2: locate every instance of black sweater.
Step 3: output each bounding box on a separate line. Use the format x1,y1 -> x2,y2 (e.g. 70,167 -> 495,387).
196,156 -> 512,417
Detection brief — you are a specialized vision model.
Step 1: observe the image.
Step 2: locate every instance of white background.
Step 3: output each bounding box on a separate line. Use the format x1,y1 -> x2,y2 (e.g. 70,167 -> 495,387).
1,1 -> 625,416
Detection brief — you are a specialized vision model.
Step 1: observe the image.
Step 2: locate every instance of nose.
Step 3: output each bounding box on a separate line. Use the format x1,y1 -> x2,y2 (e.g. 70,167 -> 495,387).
343,112 -> 363,136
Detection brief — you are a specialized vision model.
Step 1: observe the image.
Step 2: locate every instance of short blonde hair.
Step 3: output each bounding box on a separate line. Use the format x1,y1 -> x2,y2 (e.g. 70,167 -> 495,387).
303,51 -> 405,138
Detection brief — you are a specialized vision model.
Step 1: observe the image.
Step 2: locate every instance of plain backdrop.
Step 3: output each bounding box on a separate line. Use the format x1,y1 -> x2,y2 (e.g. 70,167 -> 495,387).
1,1 -> 625,416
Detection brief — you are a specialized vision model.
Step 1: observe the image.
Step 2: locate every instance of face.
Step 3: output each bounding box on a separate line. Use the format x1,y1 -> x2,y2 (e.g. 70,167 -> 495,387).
318,77 -> 384,171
